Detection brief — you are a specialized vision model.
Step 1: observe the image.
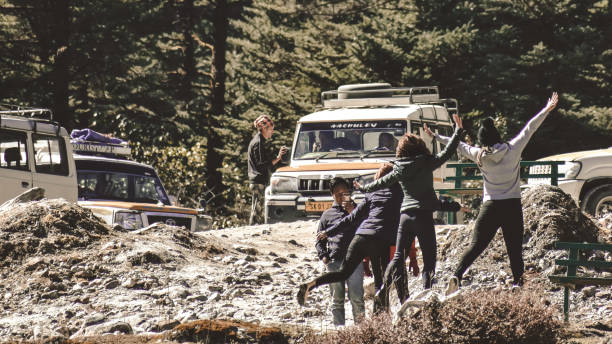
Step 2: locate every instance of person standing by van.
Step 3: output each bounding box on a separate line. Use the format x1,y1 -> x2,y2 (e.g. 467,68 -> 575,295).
355,114 -> 464,300
438,92 -> 558,294
247,115 -> 287,225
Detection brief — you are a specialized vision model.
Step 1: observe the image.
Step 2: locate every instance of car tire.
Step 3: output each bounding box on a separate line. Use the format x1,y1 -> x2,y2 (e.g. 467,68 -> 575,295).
582,184 -> 612,217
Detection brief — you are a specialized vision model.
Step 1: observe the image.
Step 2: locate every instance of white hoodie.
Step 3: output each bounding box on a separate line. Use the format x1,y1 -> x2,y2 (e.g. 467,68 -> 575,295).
436,108 -> 553,202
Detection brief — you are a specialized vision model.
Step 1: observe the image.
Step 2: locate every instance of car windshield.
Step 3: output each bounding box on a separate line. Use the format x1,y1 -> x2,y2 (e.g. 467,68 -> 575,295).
293,120 -> 407,160
77,170 -> 171,205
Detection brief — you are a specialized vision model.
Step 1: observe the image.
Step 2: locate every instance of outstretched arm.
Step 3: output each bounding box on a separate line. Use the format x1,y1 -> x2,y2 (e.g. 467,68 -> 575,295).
509,92 -> 558,151
317,201 -> 369,240
357,166 -> 401,193
429,114 -> 465,169
434,132 -> 480,162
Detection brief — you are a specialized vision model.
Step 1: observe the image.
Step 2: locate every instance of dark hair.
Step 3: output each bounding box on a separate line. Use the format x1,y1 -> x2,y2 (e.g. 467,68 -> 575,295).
375,162 -> 394,180
478,117 -> 502,147
396,133 -> 430,158
329,177 -> 350,194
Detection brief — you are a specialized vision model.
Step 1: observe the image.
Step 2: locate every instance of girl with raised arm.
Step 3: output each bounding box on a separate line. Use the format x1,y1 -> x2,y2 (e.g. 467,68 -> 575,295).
432,93 -> 559,294
355,114 -> 464,303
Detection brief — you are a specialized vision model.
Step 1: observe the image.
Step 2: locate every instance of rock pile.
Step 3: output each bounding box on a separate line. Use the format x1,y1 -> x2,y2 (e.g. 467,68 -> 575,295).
0,199 -> 108,265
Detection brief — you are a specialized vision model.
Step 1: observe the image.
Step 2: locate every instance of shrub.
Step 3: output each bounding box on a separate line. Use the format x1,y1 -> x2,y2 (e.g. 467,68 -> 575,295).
302,290 -> 565,344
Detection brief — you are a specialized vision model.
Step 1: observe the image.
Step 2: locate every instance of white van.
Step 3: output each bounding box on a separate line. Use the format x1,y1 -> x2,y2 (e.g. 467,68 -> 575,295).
0,108 -> 77,203
265,83 -> 459,223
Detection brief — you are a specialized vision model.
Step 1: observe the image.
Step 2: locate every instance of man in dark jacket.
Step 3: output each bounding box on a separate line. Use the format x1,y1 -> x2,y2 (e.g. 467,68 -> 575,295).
314,177 -> 365,326
247,115 -> 287,225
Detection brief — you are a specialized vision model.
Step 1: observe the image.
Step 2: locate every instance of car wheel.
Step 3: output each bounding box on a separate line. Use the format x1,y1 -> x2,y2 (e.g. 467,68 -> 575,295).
583,184 -> 612,217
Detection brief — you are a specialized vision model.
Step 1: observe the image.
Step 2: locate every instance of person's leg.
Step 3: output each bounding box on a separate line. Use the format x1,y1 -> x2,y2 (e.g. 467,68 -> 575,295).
326,260 -> 346,326
380,213 -> 414,304
413,211 -> 436,288
499,198 -> 525,284
313,235 -> 369,287
249,184 -> 265,225
453,201 -> 501,279
346,259 -> 365,324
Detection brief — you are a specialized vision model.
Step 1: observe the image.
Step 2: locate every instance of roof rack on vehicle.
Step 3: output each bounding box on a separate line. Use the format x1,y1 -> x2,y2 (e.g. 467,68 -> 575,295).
320,84 -> 457,112
0,103 -> 54,120
0,104 -> 61,134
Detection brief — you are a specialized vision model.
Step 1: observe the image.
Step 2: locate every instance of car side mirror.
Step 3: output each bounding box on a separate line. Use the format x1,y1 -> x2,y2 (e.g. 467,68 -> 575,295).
199,199 -> 207,209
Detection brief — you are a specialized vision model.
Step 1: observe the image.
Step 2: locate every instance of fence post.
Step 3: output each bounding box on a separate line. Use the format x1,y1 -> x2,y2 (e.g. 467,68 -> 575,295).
551,162 -> 559,186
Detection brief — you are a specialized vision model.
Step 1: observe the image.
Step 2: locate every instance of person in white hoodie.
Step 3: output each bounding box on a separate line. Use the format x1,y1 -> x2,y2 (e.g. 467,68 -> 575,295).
429,92 -> 558,294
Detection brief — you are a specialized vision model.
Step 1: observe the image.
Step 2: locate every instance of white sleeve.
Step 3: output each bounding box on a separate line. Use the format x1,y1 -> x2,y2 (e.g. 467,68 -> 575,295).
435,133 -> 480,162
508,108 -> 551,151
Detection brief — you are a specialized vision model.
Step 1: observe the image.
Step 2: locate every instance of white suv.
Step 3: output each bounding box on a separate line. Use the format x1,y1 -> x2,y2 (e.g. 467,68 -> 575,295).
529,147 -> 612,216
0,108 -> 77,203
265,83 -> 459,223
72,140 -> 212,231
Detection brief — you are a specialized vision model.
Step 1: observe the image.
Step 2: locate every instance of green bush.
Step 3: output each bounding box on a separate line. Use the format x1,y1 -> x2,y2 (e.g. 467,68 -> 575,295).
303,290 -> 565,344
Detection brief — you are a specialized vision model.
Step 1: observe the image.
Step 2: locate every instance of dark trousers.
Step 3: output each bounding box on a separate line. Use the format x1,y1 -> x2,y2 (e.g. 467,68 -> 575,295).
454,198 -> 524,282
314,234 -> 388,289
382,209 -> 436,300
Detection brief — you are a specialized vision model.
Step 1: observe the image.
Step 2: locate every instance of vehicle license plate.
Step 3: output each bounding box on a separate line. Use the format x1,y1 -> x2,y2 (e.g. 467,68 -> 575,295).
305,201 -> 333,212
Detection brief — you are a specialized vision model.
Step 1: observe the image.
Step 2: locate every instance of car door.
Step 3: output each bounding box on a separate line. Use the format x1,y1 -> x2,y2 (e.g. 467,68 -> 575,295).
31,134 -> 77,202
0,128 -> 33,203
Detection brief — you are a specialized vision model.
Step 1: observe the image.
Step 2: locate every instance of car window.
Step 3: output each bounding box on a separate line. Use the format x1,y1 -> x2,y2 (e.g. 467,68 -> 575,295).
33,134 -> 69,175
0,129 -> 29,171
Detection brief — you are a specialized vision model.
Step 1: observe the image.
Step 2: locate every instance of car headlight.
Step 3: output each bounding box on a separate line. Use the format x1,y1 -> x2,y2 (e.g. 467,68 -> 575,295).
114,211 -> 144,230
270,176 -> 297,194
560,161 -> 582,179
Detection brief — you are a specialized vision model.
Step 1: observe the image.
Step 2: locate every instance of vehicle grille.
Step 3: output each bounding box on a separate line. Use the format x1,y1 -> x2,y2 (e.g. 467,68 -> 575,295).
147,215 -> 192,228
298,177 -> 355,193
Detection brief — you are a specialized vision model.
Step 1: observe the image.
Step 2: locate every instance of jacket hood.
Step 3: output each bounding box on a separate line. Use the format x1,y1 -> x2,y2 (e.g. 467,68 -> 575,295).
480,143 -> 509,164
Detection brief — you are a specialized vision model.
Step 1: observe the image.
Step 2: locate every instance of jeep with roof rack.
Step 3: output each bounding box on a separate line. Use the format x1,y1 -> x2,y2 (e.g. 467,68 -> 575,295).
71,130 -> 212,231
0,105 -> 78,203
264,83 -> 460,223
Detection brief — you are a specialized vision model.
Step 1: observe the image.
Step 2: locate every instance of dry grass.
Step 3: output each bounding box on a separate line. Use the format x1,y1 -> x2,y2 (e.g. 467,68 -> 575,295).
303,289 -> 566,344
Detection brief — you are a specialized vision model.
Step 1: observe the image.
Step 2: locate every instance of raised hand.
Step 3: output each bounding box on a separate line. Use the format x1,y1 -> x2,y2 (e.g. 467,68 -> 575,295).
452,113 -> 463,129
423,123 -> 435,138
353,180 -> 362,190
544,92 -> 558,113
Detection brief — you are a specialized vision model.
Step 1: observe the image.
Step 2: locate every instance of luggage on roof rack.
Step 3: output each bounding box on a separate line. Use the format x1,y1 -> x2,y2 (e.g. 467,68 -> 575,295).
70,128 -> 130,157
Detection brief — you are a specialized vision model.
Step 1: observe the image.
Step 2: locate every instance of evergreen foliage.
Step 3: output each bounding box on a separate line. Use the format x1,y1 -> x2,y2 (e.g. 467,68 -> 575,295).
1,0 -> 610,225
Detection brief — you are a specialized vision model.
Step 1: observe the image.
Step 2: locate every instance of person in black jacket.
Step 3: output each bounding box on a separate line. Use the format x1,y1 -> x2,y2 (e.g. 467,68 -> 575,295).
247,115 -> 287,225
298,165 -> 401,311
314,177 -> 365,326
298,164 -> 467,311
356,114 -> 464,298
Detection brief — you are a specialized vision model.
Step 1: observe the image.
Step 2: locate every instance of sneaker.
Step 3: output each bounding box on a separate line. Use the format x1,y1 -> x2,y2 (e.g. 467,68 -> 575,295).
297,283 -> 310,306
445,276 -> 460,296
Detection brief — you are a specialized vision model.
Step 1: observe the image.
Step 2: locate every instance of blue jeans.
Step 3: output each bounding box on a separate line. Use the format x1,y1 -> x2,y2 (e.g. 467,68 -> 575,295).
326,259 -> 365,326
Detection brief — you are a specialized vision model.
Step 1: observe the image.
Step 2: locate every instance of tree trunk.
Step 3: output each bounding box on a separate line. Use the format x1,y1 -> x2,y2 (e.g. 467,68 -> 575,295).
51,0 -> 71,130
206,0 -> 228,193
179,0 -> 196,101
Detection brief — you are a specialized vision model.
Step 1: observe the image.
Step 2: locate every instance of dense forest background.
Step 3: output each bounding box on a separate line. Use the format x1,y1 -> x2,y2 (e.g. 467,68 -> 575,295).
1,0 -> 611,226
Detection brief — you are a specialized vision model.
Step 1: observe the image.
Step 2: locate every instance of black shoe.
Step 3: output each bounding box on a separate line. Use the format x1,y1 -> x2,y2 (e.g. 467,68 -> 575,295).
512,276 -> 524,287
423,271 -> 434,289
374,287 -> 386,308
297,283 -> 310,306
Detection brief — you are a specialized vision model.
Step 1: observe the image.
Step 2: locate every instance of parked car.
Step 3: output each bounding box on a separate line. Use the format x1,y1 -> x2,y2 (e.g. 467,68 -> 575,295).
0,107 -> 77,203
72,138 -> 212,231
528,147 -> 612,217
265,83 -> 460,223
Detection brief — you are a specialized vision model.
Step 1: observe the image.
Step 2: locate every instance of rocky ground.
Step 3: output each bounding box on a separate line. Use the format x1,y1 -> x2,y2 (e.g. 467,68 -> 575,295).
0,185 -> 610,343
